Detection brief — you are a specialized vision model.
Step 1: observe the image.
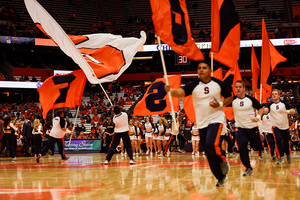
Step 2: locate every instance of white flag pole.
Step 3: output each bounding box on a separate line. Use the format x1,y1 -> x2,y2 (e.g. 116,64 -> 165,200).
211,52 -> 214,76
84,63 -> 114,107
69,105 -> 80,147
157,36 -> 178,132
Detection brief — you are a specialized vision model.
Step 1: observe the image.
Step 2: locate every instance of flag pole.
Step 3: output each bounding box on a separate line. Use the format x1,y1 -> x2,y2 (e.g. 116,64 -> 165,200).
84,64 -> 114,106
157,36 -> 178,132
69,105 -> 80,147
211,52 -> 214,76
260,83 -> 262,104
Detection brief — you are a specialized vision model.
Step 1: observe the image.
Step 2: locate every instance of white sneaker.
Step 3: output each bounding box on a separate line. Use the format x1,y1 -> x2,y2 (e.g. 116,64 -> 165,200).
121,152 -> 124,156
130,159 -> 137,164
146,150 -> 149,155
12,157 -> 17,161
192,151 -> 195,155
159,152 -> 163,157
104,160 -> 109,165
167,150 -> 170,156
133,153 -> 135,156
195,152 -> 199,156
150,152 -> 153,156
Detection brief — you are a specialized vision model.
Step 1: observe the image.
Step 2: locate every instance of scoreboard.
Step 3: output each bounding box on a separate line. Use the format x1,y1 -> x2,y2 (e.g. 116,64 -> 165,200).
175,53 -> 191,65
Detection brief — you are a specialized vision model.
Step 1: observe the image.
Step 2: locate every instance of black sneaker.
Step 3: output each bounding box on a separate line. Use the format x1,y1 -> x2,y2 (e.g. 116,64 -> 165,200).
243,168 -> 253,176
62,156 -> 70,161
272,156 -> 276,161
277,157 -> 284,164
216,176 -> 228,187
220,160 -> 230,175
287,155 -> 291,163
259,155 -> 263,160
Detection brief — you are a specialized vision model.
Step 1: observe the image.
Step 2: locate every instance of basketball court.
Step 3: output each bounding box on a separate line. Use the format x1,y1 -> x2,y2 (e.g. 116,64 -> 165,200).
0,151 -> 299,200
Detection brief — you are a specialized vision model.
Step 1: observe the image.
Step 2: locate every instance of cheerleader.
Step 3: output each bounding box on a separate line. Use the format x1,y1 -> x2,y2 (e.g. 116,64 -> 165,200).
152,123 -> 159,154
157,118 -> 167,157
164,123 -> 171,156
32,119 -> 43,157
134,121 -> 142,154
191,123 -> 200,156
129,119 -> 137,155
144,116 -> 154,155
0,115 -> 18,160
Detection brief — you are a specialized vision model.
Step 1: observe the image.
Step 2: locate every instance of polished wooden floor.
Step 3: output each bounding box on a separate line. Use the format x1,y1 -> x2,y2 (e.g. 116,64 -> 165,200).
0,151 -> 300,200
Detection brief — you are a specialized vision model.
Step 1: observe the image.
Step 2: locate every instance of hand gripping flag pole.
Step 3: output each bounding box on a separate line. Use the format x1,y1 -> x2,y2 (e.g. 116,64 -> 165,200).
157,36 -> 178,133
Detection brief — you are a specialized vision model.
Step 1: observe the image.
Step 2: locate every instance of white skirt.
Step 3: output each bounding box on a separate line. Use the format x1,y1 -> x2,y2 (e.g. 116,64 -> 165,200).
163,136 -> 170,140
130,135 -> 137,140
158,136 -> 164,140
153,135 -> 159,140
137,135 -> 141,141
145,132 -> 153,138
191,135 -> 200,141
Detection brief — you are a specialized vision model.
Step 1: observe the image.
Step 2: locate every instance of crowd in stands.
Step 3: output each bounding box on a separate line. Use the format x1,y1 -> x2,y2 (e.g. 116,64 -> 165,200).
90,21 -> 122,36
0,77 -> 299,159
0,1 -> 299,44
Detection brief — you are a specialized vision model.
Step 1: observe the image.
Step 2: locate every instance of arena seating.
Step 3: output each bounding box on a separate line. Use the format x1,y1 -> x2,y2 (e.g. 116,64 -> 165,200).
7,0 -> 112,35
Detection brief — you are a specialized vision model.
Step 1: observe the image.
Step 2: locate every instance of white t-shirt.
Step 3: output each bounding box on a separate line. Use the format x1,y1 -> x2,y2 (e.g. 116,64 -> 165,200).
129,125 -> 136,135
266,100 -> 293,130
113,112 -> 129,133
165,128 -> 171,135
262,113 -> 272,133
232,95 -> 262,129
183,77 -> 231,129
50,116 -> 66,139
158,124 -> 165,134
191,126 -> 199,135
144,122 -> 153,132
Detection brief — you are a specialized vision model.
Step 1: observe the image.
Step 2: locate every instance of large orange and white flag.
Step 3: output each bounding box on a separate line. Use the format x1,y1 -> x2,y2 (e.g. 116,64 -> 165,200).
25,0 -> 146,84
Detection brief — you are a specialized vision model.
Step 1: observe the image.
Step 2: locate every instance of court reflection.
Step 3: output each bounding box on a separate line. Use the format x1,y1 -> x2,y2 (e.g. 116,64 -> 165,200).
0,152 -> 299,200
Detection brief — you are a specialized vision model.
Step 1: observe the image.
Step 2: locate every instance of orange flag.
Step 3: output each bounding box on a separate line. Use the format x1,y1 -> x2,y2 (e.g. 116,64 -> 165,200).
223,63 -> 242,95
261,18 -> 287,103
38,70 -> 86,119
182,95 -> 195,123
133,75 -> 181,116
213,67 -> 223,80
210,0 -> 240,69
251,45 -> 260,99
150,0 -> 204,60
269,40 -> 287,70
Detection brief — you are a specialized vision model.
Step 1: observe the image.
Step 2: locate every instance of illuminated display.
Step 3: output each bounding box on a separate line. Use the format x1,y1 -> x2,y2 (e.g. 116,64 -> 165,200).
175,53 -> 191,65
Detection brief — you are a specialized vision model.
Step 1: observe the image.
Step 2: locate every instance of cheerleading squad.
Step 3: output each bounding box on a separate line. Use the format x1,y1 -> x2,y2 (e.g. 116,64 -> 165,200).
105,115 -> 188,158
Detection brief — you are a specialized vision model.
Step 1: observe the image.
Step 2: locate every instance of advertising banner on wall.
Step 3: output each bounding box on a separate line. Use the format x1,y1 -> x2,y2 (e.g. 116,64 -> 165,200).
55,139 -> 102,152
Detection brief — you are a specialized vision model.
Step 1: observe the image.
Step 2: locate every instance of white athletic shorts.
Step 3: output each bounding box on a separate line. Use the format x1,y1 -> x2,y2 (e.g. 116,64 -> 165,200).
145,132 -> 153,138
130,135 -> 137,140
137,135 -> 141,141
191,135 -> 200,141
